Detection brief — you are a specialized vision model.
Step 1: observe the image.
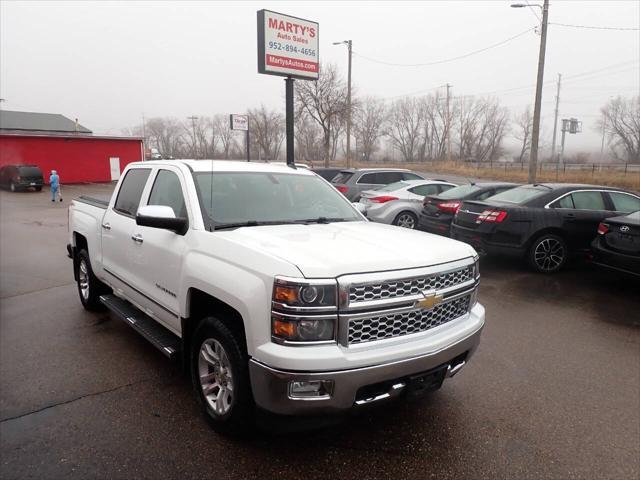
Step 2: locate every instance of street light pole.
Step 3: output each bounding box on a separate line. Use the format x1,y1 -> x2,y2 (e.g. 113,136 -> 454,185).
334,40 -> 353,168
529,0 -> 549,183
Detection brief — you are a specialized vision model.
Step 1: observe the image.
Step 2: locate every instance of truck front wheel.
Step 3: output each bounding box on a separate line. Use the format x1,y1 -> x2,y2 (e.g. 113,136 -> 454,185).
75,249 -> 109,311
191,316 -> 254,436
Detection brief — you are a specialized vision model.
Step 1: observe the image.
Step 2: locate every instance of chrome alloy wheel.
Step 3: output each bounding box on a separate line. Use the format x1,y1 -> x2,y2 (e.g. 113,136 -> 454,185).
396,213 -> 416,229
534,237 -> 565,272
78,259 -> 90,301
198,339 -> 234,415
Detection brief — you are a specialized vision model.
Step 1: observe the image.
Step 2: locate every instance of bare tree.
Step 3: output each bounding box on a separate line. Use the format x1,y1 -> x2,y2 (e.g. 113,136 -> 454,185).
295,63 -> 347,166
247,105 -> 285,160
212,114 -> 236,159
418,92 -> 451,162
599,96 -> 640,163
295,112 -> 324,164
144,117 -> 186,158
457,97 -> 508,163
386,97 -> 422,162
353,96 -> 387,162
513,106 -> 533,164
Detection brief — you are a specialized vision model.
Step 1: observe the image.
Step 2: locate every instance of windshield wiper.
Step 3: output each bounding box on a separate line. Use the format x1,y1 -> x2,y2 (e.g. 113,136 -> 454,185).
214,220 -> 291,230
293,217 -> 349,224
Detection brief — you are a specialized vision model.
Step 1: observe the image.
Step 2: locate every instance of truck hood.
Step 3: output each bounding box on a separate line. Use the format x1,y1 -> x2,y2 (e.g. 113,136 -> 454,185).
219,221 -> 476,278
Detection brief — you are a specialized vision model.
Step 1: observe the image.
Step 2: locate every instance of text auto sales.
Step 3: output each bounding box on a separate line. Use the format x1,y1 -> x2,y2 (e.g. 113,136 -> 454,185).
268,18 -> 316,44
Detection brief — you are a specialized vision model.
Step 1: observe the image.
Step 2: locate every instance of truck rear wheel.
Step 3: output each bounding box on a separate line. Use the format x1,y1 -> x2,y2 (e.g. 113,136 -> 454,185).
76,249 -> 109,311
191,316 -> 254,436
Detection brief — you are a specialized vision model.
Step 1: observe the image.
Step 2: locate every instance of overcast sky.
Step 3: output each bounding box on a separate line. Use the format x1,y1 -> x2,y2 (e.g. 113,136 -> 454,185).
1,0 -> 638,153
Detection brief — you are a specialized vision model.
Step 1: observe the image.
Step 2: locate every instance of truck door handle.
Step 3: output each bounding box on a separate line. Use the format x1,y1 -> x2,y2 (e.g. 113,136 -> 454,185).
563,214 -> 576,221
131,234 -> 143,244
102,223 -> 111,230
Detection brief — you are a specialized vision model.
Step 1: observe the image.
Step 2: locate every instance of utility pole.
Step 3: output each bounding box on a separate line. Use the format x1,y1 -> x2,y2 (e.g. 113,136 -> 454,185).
346,40 -> 353,168
550,73 -> 561,164
528,0 -> 550,183
187,116 -> 199,158
446,83 -> 452,163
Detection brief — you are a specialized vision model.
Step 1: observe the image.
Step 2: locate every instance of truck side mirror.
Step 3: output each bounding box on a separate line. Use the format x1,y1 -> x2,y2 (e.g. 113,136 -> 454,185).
136,205 -> 188,235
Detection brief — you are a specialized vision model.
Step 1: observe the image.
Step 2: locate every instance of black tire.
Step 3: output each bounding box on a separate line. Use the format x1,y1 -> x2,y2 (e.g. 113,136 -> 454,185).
191,316 -> 254,436
527,233 -> 567,274
393,211 -> 418,229
35,186 -> 42,192
75,249 -> 109,311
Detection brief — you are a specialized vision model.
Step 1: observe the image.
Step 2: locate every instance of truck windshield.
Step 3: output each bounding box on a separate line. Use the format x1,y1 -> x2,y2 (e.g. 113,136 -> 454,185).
193,171 -> 362,229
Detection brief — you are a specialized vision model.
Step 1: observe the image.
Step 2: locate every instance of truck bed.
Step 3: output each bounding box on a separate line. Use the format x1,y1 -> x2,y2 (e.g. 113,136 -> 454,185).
77,195 -> 109,209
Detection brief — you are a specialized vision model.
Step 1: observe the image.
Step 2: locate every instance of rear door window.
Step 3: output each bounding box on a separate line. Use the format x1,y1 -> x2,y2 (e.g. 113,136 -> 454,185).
147,170 -> 187,218
331,172 -> 354,184
402,172 -> 423,180
114,168 -> 151,216
409,184 -> 440,196
438,184 -> 455,193
571,191 -> 606,210
358,172 -> 379,184
607,192 -> 640,213
377,171 -> 404,184
551,195 -> 575,209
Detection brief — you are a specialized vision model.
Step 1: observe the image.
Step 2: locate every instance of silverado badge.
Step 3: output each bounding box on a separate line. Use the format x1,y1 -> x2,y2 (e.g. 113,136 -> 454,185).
416,293 -> 444,310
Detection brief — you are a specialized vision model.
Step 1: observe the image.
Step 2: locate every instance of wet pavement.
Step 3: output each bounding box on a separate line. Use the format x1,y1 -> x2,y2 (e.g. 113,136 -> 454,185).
1,184 -> 638,480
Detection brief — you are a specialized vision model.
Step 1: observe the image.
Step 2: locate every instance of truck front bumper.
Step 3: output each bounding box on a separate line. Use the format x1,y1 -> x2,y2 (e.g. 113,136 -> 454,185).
249,324 -> 482,415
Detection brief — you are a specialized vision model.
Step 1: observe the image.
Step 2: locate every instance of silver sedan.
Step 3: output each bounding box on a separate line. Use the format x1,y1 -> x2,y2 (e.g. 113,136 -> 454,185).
359,180 -> 457,229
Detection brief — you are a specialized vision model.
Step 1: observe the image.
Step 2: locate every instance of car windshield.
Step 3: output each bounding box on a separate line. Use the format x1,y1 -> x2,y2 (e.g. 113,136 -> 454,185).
331,172 -> 354,184
487,186 -> 547,204
437,184 -> 480,199
376,181 -> 409,192
193,171 -> 362,228
17,166 -> 42,177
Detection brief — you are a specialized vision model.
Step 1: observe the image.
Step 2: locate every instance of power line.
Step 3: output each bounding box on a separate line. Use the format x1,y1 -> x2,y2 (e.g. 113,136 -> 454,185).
352,26 -> 536,67
525,0 -> 542,23
549,22 -> 640,31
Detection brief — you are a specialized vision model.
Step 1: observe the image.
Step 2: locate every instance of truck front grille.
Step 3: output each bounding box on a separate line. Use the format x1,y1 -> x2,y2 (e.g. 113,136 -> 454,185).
347,294 -> 471,345
348,266 -> 473,304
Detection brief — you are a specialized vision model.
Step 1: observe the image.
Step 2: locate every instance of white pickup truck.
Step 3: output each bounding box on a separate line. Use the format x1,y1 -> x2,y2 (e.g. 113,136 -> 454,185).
67,160 -> 484,434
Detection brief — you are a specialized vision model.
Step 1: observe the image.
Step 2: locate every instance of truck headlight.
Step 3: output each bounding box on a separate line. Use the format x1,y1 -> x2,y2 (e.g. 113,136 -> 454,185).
272,276 -> 338,344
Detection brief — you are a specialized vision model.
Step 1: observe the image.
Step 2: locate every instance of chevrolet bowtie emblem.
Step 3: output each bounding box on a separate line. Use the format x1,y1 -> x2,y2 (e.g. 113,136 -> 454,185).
416,293 -> 443,310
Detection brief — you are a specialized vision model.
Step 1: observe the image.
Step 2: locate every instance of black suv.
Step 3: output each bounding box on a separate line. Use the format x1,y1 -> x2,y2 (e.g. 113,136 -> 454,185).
451,183 -> 640,273
0,165 -> 45,192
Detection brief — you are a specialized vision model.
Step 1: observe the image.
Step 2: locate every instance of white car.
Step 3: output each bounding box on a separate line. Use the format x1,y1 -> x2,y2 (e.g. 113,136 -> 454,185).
360,180 -> 457,229
67,160 -> 483,434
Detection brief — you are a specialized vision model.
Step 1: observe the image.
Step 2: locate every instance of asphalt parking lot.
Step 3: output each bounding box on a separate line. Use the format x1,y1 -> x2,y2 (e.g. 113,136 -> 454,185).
1,183 -> 638,480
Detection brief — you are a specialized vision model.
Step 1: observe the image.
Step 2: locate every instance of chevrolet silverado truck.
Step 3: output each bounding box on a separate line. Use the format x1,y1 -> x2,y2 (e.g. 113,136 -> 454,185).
67,160 -> 484,434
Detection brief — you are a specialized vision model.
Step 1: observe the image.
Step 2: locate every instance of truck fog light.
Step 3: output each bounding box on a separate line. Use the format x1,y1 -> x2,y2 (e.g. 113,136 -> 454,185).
288,380 -> 334,399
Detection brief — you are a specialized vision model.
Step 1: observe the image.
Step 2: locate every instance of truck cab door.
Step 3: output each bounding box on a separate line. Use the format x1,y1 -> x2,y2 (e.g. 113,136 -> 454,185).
132,167 -> 191,333
101,167 -> 153,304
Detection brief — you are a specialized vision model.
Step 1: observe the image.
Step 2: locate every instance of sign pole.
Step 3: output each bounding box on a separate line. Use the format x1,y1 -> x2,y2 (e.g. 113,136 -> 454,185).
285,76 -> 295,166
246,119 -> 250,162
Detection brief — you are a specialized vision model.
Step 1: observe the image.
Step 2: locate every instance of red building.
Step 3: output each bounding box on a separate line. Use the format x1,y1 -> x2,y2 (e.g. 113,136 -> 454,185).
0,110 -> 143,184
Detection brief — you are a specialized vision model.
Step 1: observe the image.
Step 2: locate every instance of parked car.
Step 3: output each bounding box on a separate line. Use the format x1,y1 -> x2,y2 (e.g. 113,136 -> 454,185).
451,183 -> 640,273
67,160 -> 484,434
360,180 -> 457,229
332,168 -> 426,201
311,167 -> 343,182
0,164 -> 44,192
591,210 -> 640,277
419,182 -> 519,236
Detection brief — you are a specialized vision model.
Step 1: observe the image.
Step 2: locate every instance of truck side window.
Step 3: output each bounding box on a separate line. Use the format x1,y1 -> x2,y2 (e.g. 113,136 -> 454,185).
148,170 -> 187,218
114,169 -> 151,217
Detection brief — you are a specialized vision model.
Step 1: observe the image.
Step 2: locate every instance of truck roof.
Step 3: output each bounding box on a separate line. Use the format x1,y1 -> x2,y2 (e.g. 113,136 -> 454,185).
133,159 -> 314,175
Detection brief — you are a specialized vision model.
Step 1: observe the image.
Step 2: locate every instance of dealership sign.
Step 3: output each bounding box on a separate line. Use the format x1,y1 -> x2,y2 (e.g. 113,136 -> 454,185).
257,10 -> 319,80
229,114 -> 249,131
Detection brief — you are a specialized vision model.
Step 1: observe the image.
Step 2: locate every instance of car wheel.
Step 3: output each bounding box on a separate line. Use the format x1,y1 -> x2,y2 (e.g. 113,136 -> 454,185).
35,186 -> 42,192
528,234 -> 567,273
191,316 -> 254,436
75,249 -> 109,311
394,211 -> 418,229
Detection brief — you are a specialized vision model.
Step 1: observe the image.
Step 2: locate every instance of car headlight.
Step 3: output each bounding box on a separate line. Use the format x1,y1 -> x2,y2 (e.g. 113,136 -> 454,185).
272,277 -> 337,344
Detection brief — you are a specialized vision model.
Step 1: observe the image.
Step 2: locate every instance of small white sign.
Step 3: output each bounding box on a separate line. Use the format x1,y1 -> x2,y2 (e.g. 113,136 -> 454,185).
230,114 -> 249,131
257,10 -> 319,80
